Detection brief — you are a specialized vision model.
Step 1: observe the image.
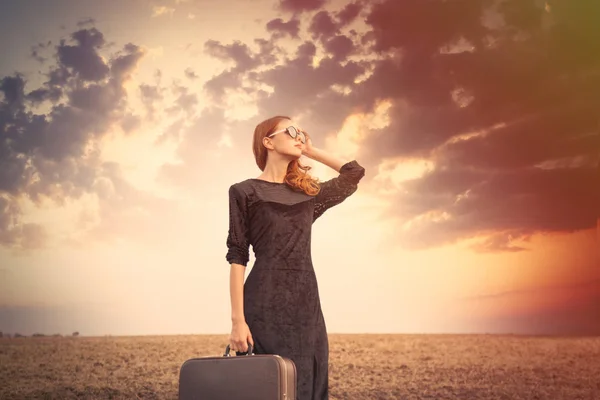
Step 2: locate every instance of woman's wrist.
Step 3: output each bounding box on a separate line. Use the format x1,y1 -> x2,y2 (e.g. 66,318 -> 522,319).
303,147 -> 315,160
303,147 -> 348,172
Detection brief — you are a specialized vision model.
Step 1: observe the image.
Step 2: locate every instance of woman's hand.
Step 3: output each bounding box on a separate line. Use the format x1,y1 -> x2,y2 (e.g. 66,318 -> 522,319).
301,130 -> 315,158
229,320 -> 253,353
299,129 -> 349,172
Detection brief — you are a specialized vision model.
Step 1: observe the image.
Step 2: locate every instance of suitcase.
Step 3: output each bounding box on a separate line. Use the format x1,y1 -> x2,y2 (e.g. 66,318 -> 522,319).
178,343 -> 297,400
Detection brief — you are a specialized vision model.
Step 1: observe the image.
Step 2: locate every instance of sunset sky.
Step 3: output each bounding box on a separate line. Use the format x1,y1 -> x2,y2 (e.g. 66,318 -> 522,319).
0,0 -> 598,337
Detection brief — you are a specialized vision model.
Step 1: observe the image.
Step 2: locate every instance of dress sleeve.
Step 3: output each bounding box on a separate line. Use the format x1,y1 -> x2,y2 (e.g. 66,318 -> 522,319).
226,184 -> 250,266
313,160 -> 366,222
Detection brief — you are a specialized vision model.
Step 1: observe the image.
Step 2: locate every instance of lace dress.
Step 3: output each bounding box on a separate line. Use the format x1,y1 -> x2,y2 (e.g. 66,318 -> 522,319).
226,160 -> 366,400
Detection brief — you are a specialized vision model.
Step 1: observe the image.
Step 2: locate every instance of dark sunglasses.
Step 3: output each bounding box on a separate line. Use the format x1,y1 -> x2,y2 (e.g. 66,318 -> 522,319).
268,126 -> 306,144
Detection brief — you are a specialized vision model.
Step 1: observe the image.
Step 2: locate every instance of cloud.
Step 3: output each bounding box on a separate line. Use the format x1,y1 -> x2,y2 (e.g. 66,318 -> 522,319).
33,1 -> 588,255
323,34 -> 355,61
30,40 -> 52,64
76,17 -> 96,28
359,0 -> 599,250
209,0 -> 598,252
334,1 -> 363,28
459,278 -> 600,335
279,0 -> 327,13
78,162 -> 182,246
0,27 -> 162,250
204,40 -> 261,70
57,28 -> 110,82
165,83 -> 198,117
266,17 -> 301,39
184,67 -> 198,80
308,10 -> 339,41
463,278 -> 600,302
202,39 -> 281,103
139,69 -> 165,121
151,6 -> 175,17
0,196 -> 45,250
156,106 -> 251,195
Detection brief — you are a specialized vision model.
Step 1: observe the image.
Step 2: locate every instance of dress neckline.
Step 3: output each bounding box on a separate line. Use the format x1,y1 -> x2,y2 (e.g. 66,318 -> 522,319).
250,178 -> 286,185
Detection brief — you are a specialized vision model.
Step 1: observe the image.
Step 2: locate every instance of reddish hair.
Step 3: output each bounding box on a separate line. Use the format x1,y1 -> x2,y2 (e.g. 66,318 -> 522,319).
252,116 -> 320,196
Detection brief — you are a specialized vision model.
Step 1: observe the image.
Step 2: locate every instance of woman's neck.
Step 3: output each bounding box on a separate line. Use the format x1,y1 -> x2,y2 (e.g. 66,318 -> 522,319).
258,155 -> 292,183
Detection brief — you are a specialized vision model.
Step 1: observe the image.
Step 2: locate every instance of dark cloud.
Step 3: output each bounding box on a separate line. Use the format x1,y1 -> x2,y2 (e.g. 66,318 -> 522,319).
334,1 -> 363,28
323,34 -> 354,61
279,0 -> 327,13
355,0 -> 599,251
254,38 -> 279,65
30,40 -> 52,64
207,0 -> 600,252
110,43 -> 145,81
203,39 -> 281,103
25,65 -> 71,105
255,47 -> 365,124
76,17 -> 96,28
202,28 -> 366,135
0,27 -> 150,250
203,69 -> 243,103
366,0 -> 489,54
204,40 -> 259,71
309,10 -> 339,41
26,86 -> 62,105
440,106 -> 599,171
266,17 -> 301,39
393,165 -> 598,251
57,28 -> 110,81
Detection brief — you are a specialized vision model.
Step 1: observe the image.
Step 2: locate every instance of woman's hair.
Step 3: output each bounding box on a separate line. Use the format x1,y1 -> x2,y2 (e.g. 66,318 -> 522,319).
252,115 -> 321,196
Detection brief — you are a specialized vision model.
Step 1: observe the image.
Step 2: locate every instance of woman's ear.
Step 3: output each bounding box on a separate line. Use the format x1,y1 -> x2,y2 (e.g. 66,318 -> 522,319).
262,136 -> 274,150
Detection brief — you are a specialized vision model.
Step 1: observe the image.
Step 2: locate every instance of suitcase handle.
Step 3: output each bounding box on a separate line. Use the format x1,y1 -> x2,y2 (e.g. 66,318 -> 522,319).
223,343 -> 254,357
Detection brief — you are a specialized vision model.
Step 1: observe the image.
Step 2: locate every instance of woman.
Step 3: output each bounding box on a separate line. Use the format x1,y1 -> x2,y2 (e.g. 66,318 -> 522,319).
226,115 -> 366,400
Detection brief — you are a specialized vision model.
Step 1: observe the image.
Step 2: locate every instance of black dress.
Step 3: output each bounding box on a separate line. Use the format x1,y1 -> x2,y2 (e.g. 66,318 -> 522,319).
226,160 -> 366,400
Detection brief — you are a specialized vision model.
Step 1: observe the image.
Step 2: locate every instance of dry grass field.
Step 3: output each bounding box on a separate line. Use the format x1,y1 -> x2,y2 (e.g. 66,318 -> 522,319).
1,334 -> 599,399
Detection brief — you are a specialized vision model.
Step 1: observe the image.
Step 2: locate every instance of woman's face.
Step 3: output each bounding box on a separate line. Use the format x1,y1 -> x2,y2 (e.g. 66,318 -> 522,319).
267,119 -> 305,158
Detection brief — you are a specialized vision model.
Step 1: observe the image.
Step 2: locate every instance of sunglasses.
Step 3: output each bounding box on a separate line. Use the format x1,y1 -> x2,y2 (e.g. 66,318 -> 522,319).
268,126 -> 306,144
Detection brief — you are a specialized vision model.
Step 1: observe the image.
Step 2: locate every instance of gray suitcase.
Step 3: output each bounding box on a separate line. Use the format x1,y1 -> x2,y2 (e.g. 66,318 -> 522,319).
178,344 -> 297,400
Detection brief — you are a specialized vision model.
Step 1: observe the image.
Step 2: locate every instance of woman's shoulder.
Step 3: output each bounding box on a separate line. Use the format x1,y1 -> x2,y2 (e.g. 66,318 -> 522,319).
228,179 -> 255,195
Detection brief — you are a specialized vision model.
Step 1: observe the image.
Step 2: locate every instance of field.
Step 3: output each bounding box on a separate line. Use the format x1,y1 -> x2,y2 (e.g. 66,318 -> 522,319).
1,334 -> 599,399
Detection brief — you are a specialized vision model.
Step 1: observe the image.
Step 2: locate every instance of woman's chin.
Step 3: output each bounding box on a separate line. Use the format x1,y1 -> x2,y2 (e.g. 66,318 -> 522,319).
284,148 -> 303,158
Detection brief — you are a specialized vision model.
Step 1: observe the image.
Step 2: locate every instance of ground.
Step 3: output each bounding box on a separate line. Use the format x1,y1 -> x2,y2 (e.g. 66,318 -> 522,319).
1,334 -> 599,399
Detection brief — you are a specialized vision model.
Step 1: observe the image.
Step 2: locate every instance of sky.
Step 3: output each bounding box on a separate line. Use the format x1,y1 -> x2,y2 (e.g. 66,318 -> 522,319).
0,0 -> 598,337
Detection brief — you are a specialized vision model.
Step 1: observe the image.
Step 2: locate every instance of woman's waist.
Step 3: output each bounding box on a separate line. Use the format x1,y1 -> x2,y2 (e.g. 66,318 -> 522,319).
252,256 -> 314,270
254,251 -> 312,267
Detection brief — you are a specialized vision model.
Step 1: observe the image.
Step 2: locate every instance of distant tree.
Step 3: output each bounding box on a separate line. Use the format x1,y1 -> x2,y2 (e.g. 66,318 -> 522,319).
33,333 -> 46,337
0,331 -> 3,338
14,333 -> 25,338
72,331 -> 79,337
52,334 -> 62,337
